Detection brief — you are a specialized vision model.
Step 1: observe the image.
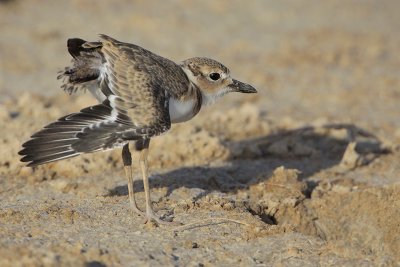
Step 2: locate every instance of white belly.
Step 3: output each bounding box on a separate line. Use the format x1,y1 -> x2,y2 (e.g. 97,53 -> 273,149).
169,97 -> 196,123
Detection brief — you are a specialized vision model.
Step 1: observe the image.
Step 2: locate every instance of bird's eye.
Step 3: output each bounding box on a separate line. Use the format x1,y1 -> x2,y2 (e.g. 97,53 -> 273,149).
209,73 -> 220,81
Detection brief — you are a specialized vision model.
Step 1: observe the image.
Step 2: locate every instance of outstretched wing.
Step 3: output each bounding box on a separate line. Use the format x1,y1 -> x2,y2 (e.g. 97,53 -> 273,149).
19,101 -> 135,166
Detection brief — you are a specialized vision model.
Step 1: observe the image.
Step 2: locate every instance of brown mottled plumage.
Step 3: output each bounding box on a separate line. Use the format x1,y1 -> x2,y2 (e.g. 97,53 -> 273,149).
19,34 -> 257,225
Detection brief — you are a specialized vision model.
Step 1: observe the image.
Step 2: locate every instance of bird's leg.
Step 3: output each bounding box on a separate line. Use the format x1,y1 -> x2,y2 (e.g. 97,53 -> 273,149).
122,143 -> 144,216
138,139 -> 179,225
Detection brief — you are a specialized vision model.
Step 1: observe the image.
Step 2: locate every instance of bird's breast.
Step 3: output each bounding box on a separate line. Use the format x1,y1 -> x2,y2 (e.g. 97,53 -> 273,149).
169,97 -> 197,123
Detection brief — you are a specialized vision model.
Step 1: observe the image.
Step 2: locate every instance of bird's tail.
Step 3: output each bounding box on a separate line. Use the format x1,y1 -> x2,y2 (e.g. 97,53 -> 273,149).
19,101 -> 132,167
57,38 -> 104,95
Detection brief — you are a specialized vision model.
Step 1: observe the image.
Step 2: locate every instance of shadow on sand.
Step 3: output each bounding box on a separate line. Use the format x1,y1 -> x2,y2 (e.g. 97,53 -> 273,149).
108,123 -> 389,198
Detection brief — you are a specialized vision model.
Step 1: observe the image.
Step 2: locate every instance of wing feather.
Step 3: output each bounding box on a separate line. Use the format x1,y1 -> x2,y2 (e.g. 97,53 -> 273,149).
98,34 -> 190,136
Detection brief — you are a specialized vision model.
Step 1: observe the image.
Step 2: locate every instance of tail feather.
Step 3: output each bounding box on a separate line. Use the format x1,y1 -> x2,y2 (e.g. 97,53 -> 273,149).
19,102 -> 133,167
57,38 -> 104,96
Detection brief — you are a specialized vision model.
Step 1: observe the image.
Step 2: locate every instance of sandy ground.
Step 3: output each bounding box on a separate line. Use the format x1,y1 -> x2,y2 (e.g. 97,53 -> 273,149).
1,0 -> 400,266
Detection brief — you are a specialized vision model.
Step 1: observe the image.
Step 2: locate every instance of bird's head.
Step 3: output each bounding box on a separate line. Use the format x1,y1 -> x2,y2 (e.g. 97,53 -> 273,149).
180,57 -> 257,105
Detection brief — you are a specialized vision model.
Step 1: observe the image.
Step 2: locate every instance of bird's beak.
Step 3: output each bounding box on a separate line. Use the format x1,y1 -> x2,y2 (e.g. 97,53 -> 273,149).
229,79 -> 257,93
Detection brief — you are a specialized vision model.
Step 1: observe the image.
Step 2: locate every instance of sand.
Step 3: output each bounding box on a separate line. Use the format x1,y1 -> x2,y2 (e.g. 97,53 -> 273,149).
1,0 -> 399,266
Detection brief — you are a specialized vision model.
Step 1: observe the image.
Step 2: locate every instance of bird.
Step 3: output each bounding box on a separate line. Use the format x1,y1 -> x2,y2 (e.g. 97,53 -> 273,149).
19,34 -> 257,225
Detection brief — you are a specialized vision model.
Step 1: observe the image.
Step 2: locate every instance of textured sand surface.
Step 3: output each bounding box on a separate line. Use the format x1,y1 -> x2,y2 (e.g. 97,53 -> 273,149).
1,0 -> 400,266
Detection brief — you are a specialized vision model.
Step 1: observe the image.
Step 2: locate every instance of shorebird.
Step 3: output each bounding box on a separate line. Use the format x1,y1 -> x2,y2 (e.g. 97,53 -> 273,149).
19,34 -> 257,225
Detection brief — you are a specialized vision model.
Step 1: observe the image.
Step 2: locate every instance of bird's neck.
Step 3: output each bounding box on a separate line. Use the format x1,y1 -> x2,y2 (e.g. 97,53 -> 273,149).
200,87 -> 231,106
187,82 -> 202,117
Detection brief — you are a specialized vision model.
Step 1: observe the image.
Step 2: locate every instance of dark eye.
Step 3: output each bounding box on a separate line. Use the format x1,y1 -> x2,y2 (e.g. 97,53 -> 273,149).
209,73 -> 220,81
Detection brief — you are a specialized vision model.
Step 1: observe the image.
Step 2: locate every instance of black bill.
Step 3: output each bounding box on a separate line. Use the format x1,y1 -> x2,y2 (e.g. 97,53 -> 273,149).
229,79 -> 257,93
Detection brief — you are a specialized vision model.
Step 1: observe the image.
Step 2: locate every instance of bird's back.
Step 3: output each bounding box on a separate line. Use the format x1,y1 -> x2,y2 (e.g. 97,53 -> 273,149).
58,34 -> 190,102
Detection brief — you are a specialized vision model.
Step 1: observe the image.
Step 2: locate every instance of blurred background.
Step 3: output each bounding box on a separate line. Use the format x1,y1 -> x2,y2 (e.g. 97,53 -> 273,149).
1,0 -> 399,140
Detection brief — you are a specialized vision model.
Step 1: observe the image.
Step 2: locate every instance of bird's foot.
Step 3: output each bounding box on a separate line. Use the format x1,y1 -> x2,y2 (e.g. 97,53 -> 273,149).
130,203 -> 146,217
143,209 -> 181,226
